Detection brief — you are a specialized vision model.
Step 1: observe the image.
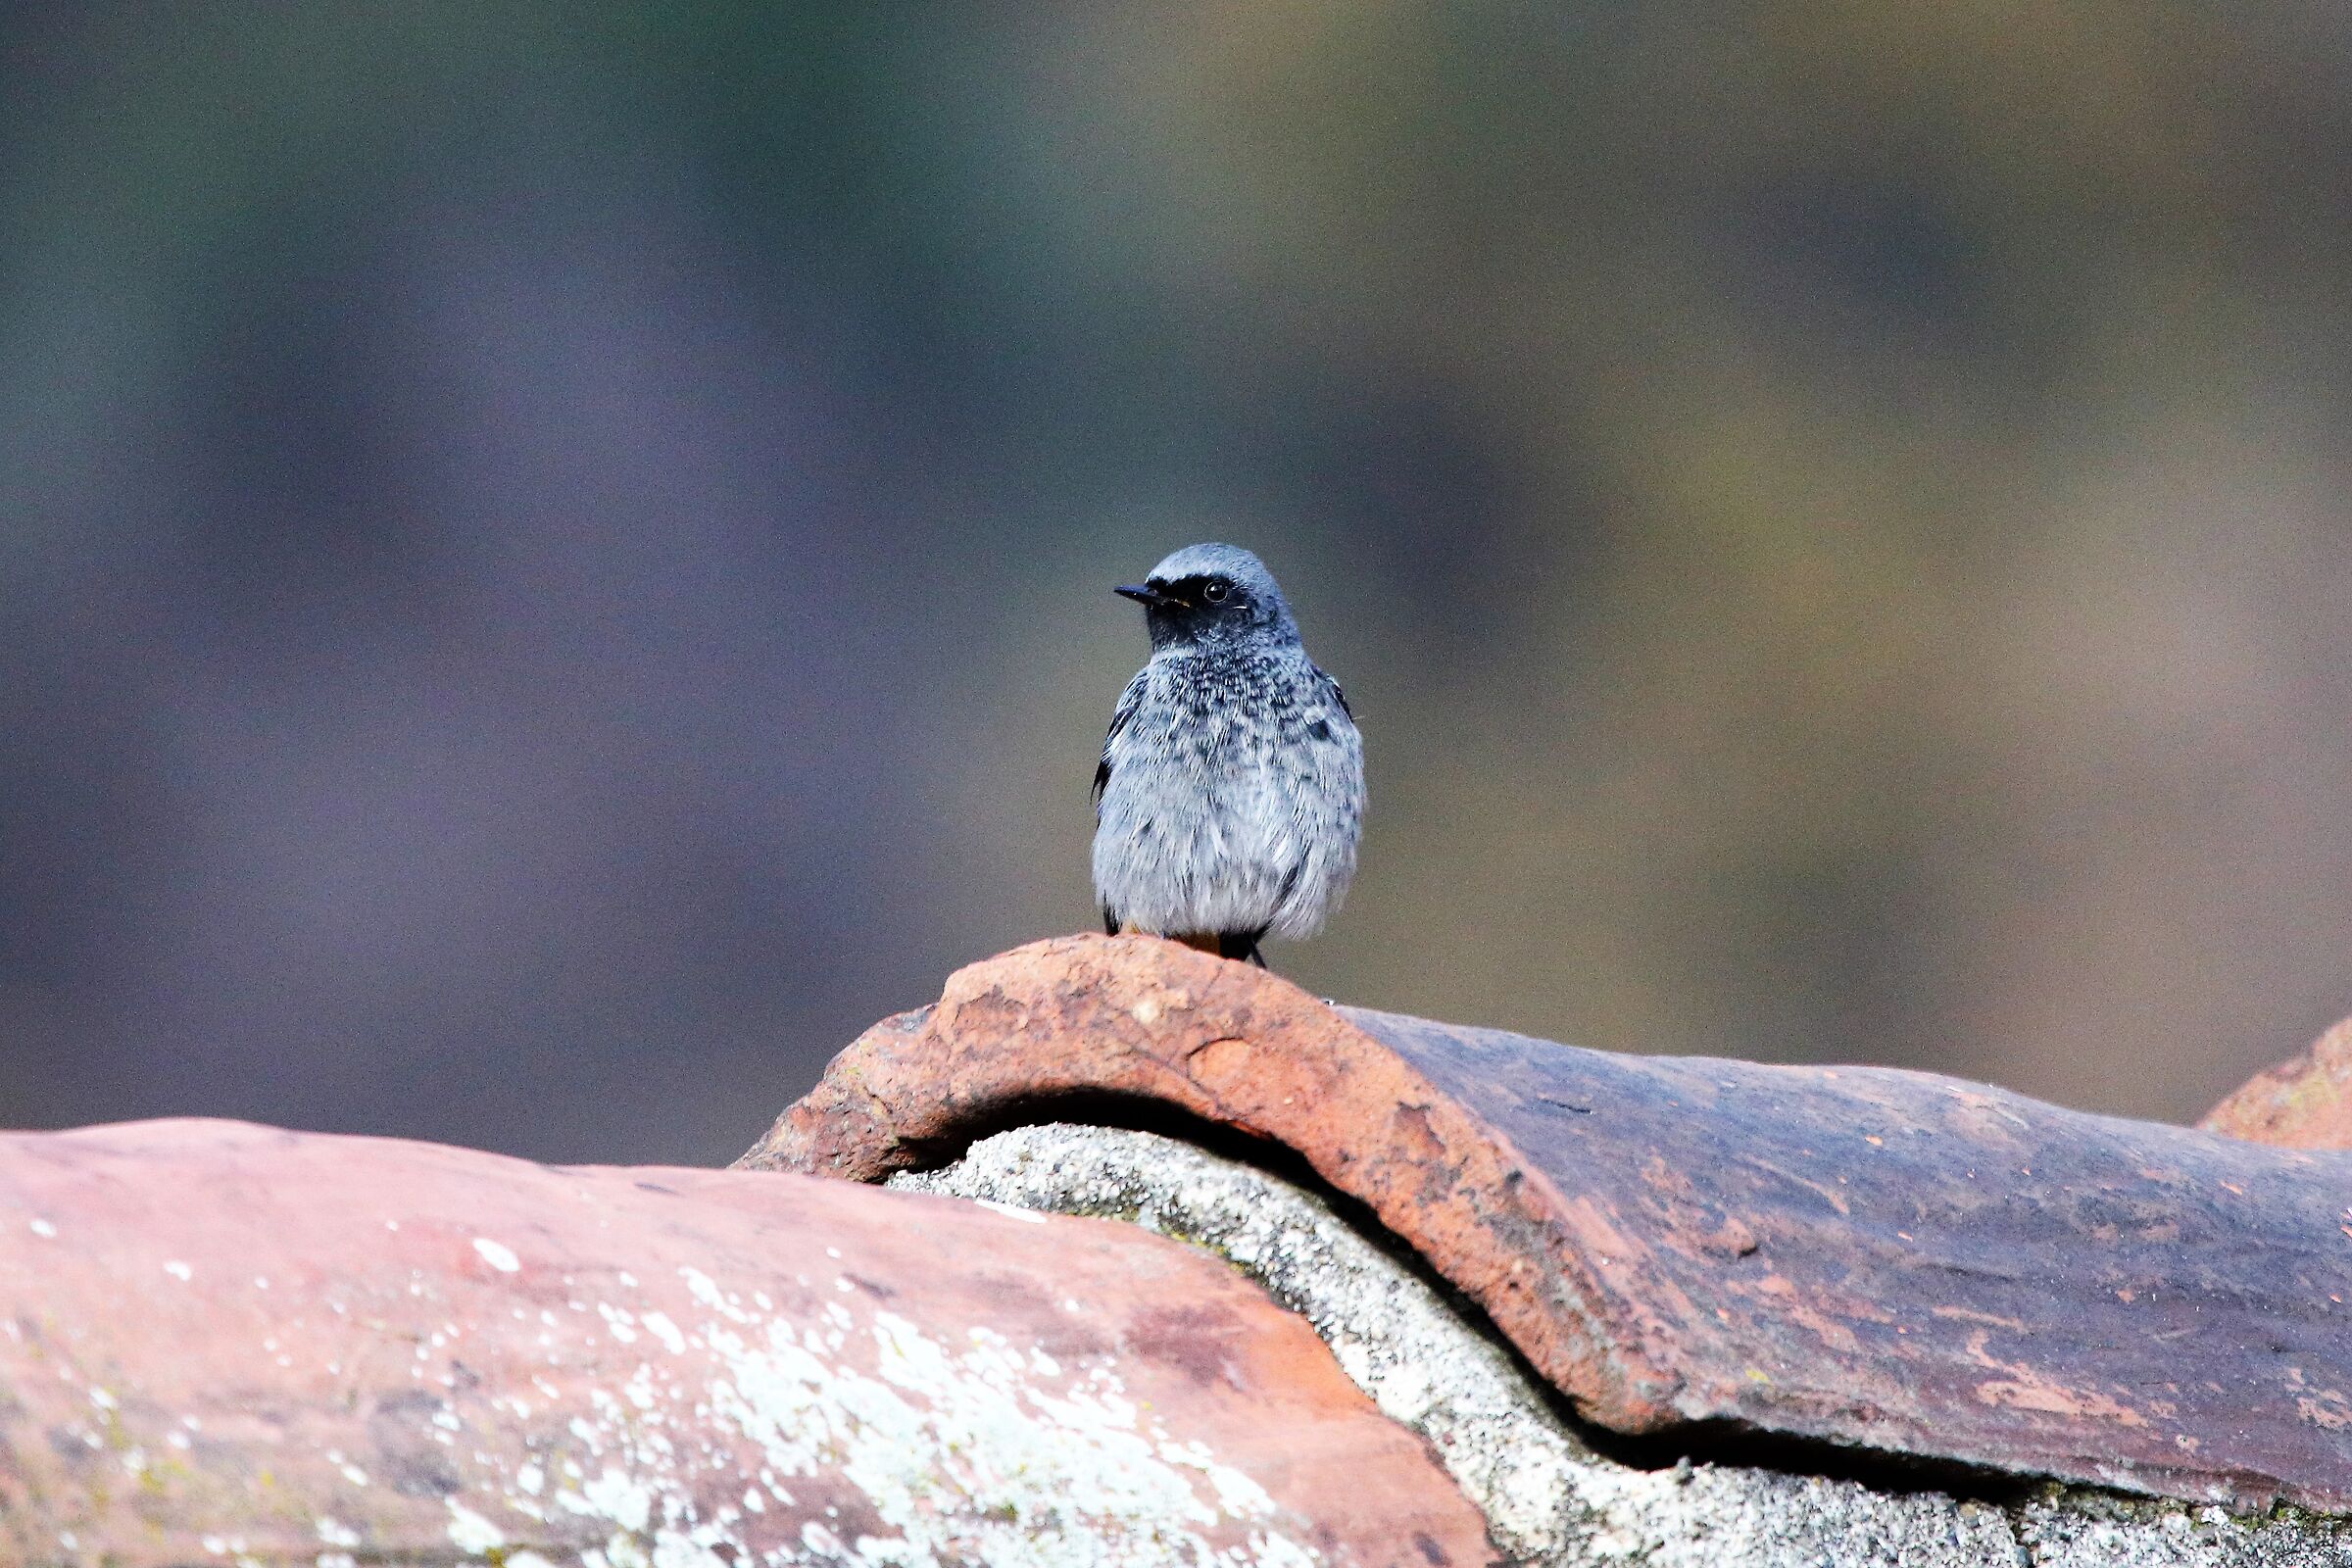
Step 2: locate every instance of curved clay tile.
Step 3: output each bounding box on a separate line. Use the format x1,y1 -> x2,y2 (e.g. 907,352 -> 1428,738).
742,933 -> 2352,1515
0,1117 -> 1494,1566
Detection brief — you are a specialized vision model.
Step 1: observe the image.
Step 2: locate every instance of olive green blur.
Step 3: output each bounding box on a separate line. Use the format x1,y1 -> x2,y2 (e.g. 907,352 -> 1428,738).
2,5 -> 2346,1160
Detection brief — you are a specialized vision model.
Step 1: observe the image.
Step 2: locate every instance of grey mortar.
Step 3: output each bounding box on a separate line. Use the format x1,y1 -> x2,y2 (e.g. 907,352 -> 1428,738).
892,1122 -> 2352,1568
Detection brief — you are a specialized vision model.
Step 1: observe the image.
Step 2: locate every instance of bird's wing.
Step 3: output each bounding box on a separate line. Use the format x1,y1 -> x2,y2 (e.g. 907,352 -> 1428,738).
1312,663 -> 1353,720
1093,668 -> 1149,809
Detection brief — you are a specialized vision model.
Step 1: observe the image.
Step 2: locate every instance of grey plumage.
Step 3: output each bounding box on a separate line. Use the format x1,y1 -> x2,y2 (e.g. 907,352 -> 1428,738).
1091,543 -> 1365,963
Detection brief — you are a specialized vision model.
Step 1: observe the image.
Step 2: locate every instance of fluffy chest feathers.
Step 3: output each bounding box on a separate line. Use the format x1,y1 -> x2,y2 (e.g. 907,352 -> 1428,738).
1091,644 -> 1365,943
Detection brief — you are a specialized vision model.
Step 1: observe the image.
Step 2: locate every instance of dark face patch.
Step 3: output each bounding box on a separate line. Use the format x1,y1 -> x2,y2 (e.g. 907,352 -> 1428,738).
1144,573 -> 1263,647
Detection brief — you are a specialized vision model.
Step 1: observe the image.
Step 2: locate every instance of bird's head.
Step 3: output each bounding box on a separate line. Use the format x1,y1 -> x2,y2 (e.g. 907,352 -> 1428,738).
1115,543 -> 1298,652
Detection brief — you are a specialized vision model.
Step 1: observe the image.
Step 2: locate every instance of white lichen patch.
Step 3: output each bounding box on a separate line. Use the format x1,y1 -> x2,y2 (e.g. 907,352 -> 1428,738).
26,1193 -> 1308,1564
397,1253 -> 1323,1568
444,1498 -> 506,1554
638,1310 -> 687,1355
472,1238 -> 522,1274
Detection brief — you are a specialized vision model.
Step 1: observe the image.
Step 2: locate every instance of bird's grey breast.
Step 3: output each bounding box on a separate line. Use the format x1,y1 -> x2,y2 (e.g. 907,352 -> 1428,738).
1093,643 -> 1363,940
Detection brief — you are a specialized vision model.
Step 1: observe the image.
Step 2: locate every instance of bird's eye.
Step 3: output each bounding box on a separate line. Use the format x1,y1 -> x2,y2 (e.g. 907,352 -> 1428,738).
1201,580 -> 1229,604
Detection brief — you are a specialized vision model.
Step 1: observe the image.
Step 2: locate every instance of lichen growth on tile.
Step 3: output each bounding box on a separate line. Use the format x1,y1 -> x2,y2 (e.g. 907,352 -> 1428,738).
897,1123 -> 2352,1568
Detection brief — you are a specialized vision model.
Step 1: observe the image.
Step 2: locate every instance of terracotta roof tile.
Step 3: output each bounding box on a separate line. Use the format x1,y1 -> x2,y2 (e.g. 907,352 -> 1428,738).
746,933 -> 2352,1514
0,1117 -> 1494,1566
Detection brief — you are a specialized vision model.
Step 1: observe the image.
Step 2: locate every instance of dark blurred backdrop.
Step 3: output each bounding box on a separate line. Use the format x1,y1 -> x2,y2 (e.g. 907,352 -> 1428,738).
4,5 -> 2350,1165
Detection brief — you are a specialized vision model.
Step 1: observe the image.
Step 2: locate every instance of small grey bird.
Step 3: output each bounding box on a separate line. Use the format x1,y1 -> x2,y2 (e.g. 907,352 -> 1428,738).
1092,543 -> 1365,966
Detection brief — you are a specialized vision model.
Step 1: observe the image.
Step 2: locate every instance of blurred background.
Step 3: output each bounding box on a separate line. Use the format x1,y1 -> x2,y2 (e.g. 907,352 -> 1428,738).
4,5 -> 2349,1165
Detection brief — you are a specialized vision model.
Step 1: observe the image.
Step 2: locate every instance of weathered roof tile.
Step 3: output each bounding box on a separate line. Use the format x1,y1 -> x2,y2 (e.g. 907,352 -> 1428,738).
0,1117 -> 1494,1566
745,934 -> 2352,1515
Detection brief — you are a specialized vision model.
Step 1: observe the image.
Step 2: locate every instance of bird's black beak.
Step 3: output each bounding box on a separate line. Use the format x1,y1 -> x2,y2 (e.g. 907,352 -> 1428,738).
1115,583 -> 1182,610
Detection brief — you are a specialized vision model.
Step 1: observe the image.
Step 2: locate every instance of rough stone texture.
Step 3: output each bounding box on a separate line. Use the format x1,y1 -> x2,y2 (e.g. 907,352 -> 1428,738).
2204,1015 -> 2352,1150
900,1122 -> 2352,1567
741,934 -> 2352,1514
0,1117 -> 1496,1568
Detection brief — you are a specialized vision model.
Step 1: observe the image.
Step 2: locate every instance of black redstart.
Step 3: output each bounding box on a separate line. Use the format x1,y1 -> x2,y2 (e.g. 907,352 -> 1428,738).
1092,543 -> 1365,966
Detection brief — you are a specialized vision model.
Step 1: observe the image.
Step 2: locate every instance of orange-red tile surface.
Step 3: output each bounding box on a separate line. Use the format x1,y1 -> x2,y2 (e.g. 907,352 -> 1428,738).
0,1118 -> 1494,1566
750,933 -> 2352,1514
